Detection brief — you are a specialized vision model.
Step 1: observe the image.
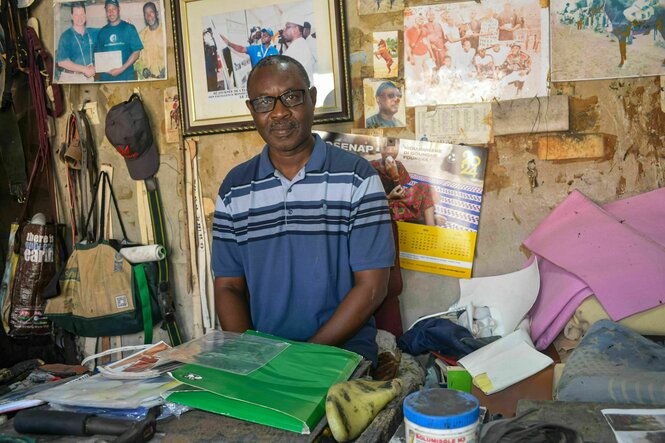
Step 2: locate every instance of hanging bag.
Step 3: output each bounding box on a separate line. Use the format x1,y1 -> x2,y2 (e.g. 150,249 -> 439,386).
45,172 -> 162,343
5,19 -> 66,337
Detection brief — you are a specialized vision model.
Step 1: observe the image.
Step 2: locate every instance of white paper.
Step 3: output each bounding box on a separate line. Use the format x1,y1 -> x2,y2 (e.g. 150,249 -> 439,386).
458,328 -> 553,395
452,257 -> 540,336
602,408 -> 665,443
94,50 -> 122,73
415,103 -> 491,145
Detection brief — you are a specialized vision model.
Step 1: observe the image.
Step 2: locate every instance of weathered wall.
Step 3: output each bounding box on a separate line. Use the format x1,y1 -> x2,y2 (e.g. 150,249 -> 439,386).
33,0 -> 664,337
32,0 -> 194,344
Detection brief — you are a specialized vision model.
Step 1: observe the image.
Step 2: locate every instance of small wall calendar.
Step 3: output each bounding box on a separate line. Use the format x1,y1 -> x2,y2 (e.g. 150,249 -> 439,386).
316,131 -> 488,278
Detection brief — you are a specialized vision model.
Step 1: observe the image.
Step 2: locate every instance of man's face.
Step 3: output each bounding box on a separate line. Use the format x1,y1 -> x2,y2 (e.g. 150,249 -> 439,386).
463,40 -> 471,51
71,6 -> 86,27
492,44 -> 500,52
260,31 -> 271,44
105,4 -> 120,24
246,62 -> 317,154
283,22 -> 300,42
376,86 -> 401,117
511,45 -> 520,54
144,6 -> 157,28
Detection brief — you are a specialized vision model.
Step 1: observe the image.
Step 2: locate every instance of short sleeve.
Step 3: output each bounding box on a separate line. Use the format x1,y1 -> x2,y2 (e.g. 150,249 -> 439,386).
129,25 -> 144,52
348,174 -> 395,272
211,191 -> 245,278
56,32 -> 71,63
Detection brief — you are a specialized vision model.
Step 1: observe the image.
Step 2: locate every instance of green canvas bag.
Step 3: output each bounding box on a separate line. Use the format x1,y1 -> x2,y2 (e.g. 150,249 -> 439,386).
44,172 -> 162,342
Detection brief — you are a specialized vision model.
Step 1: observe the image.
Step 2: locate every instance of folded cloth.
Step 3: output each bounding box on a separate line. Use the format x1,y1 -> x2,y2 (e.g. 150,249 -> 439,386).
526,188 -> 665,350
398,318 -> 483,358
556,320 -> 665,404
565,295 -> 665,340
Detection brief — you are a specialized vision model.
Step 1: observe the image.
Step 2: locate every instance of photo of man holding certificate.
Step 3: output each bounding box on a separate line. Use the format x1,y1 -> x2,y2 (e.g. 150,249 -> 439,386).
53,0 -> 167,84
95,0 -> 143,81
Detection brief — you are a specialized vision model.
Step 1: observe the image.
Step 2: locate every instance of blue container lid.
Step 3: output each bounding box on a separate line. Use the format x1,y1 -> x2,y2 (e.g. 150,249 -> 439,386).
403,388 -> 480,430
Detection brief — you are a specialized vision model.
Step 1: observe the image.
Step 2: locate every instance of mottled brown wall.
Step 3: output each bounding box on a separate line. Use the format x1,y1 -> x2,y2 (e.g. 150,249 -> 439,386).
34,0 -> 664,332
32,0 -> 194,343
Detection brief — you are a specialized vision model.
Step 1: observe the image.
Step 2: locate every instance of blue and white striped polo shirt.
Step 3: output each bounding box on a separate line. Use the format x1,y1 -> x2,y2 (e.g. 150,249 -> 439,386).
211,134 -> 395,362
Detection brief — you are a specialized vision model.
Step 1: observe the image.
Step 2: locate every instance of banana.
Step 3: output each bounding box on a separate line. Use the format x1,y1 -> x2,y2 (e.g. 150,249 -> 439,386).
325,378 -> 403,442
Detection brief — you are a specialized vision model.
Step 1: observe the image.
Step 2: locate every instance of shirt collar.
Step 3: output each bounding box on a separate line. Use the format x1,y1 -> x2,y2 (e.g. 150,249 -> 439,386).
257,133 -> 326,179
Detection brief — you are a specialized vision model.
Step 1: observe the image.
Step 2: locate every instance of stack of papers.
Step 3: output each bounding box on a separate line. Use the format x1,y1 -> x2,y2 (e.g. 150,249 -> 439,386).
458,328 -> 553,395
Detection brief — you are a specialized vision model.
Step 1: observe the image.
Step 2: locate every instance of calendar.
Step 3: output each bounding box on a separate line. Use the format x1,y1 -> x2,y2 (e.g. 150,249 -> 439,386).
316,131 -> 487,278
397,222 -> 476,278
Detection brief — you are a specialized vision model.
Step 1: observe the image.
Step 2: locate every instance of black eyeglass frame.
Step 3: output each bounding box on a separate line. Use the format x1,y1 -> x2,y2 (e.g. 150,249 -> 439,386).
248,88 -> 309,113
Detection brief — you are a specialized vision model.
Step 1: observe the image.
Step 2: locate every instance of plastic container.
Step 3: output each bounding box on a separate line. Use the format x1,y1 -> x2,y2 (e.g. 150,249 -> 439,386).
403,388 -> 480,443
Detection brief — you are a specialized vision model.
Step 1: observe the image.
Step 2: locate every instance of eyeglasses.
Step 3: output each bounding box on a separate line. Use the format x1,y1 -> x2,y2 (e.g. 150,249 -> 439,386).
248,89 -> 307,113
381,92 -> 402,99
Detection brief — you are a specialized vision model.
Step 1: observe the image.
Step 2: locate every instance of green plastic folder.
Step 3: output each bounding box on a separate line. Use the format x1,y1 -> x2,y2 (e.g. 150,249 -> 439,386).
166,331 -> 362,434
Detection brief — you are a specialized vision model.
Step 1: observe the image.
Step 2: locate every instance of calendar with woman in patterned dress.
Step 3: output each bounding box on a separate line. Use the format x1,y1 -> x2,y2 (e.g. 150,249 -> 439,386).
317,131 -> 488,278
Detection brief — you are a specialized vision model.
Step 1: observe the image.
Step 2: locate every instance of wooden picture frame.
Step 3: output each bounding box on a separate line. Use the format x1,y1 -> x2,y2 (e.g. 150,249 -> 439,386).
171,0 -> 352,135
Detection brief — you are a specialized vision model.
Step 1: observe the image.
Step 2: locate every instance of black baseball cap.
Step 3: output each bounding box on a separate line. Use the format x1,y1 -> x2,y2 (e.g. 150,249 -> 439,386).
105,94 -> 159,180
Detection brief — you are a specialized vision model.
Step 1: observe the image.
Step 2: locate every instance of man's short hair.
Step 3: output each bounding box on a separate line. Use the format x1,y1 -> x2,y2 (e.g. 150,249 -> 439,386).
246,55 -> 310,97
375,81 -> 398,97
143,1 -> 157,13
70,1 -> 86,14
303,21 -> 311,29
105,0 -> 119,7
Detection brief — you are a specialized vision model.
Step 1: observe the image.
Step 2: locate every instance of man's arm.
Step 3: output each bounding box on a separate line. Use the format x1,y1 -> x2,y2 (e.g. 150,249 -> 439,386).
57,60 -> 96,77
219,34 -> 248,54
108,50 -> 140,77
214,276 -> 253,332
308,267 -> 390,347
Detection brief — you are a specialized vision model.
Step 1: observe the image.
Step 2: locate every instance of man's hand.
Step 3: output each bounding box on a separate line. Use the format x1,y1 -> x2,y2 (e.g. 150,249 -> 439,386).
308,268 -> 390,347
83,65 -> 96,78
107,67 -> 124,77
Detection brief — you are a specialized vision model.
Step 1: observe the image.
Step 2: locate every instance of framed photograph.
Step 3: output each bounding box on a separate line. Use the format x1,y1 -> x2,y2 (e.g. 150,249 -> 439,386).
403,0 -> 548,106
550,0 -> 665,81
53,0 -> 168,84
172,0 -> 352,135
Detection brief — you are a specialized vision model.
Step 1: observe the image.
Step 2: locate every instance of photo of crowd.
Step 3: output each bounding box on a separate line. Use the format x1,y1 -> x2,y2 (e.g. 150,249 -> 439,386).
53,0 -> 167,84
551,0 -> 665,81
403,0 -> 547,106
201,1 -> 317,98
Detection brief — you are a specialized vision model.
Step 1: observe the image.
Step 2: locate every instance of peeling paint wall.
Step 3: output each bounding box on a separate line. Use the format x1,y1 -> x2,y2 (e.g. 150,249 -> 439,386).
31,0 -> 194,344
33,0 -> 664,335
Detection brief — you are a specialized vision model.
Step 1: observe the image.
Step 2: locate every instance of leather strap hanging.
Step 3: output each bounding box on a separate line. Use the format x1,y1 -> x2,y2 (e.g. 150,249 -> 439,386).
0,20 -> 27,202
62,107 -> 97,243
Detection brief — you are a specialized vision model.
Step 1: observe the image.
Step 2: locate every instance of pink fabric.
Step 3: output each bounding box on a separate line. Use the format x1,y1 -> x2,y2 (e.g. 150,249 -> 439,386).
525,188 -> 665,350
528,257 -> 593,347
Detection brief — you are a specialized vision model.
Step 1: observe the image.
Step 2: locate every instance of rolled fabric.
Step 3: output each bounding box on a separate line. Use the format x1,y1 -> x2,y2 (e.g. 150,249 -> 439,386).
120,245 -> 166,263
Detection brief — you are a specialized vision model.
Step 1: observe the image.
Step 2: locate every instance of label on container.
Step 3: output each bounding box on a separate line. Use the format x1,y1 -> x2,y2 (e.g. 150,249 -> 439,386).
405,419 -> 478,443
